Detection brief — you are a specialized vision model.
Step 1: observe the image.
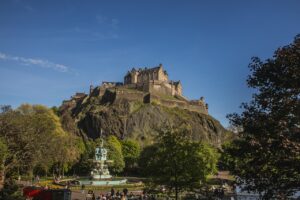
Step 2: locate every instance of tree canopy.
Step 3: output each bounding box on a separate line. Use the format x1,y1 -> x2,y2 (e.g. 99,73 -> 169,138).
105,135 -> 125,174
139,127 -> 218,200
224,35 -> 300,199
121,139 -> 140,174
0,104 -> 82,182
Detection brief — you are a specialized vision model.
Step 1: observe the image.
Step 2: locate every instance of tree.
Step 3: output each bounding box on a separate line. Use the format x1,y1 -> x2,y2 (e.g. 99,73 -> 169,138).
0,138 -> 8,190
71,140 -> 95,176
121,139 -> 140,174
139,127 -> 218,200
105,136 -> 125,174
0,104 -> 82,181
51,134 -> 83,177
225,35 -> 300,199
0,178 -> 25,200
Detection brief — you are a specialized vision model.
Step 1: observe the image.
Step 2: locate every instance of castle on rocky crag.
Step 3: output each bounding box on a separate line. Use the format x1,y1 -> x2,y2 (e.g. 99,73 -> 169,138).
63,64 -> 208,114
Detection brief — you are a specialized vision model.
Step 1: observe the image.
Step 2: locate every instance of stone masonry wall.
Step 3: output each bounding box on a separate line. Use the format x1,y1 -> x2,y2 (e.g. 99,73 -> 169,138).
90,85 -> 208,114
114,88 -> 145,103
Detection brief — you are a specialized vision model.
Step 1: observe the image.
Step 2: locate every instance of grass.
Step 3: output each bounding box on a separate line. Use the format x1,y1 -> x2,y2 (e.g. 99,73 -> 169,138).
130,101 -> 146,114
162,106 -> 191,121
154,93 -> 178,101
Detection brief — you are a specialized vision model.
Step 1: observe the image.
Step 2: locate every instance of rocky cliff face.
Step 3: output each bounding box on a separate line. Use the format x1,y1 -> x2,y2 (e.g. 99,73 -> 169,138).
59,90 -> 228,148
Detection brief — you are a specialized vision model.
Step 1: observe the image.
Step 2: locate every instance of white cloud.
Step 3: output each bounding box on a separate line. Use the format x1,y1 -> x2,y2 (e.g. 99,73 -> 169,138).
0,53 -> 7,59
0,52 -> 69,72
111,19 -> 119,29
96,15 -> 107,24
96,15 -> 120,29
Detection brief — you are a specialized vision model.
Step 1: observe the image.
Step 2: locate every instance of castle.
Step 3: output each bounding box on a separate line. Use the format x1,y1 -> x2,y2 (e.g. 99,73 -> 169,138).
124,64 -> 182,97
63,64 -> 208,114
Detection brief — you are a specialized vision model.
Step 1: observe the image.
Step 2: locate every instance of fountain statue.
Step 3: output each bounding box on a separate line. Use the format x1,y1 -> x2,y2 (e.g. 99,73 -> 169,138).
90,138 -> 113,180
68,131 -> 128,186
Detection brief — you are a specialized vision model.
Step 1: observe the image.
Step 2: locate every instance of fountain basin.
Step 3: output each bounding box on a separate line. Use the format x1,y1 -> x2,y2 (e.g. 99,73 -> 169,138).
92,174 -> 112,180
79,178 -> 127,186
57,177 -> 127,186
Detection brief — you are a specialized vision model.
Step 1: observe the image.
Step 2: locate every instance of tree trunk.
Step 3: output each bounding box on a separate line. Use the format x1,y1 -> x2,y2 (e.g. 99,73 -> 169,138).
0,168 -> 5,190
62,165 -> 64,178
175,186 -> 179,200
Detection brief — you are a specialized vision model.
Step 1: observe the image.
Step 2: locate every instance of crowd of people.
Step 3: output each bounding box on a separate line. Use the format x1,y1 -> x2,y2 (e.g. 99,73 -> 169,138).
83,188 -> 155,200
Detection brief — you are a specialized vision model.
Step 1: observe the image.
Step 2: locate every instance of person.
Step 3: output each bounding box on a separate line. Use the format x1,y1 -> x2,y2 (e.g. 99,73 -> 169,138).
92,193 -> 96,200
81,184 -> 85,194
116,190 -> 120,197
129,192 -> 134,199
123,188 -> 128,196
121,193 -> 126,200
111,188 -> 115,197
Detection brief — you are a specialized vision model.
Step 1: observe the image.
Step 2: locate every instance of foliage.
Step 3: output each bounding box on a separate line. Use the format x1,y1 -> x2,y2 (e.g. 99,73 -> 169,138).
0,178 -> 25,200
0,138 -> 8,170
51,134 -> 84,176
71,139 -> 95,176
105,136 -> 125,174
121,139 -> 141,173
225,35 -> 300,199
0,104 -> 82,180
60,112 -> 79,135
51,106 -> 59,116
139,127 -> 218,200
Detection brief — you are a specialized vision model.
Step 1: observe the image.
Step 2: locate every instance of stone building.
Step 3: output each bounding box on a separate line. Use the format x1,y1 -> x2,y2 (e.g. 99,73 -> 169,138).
124,64 -> 182,97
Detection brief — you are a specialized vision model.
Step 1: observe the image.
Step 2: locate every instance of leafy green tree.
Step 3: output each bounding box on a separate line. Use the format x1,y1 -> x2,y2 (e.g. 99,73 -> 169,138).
139,127 -> 218,200
0,104 -> 82,181
71,139 -> 95,176
52,134 -> 84,177
225,35 -> 300,199
121,139 -> 140,174
105,136 -> 125,174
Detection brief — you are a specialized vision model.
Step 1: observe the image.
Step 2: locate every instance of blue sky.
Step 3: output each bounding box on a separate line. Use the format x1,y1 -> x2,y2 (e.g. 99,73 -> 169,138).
0,0 -> 299,127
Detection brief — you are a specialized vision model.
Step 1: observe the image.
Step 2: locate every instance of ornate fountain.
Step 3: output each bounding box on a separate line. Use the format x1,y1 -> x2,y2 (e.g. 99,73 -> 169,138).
90,139 -> 112,180
57,132 -> 128,186
76,134 -> 127,186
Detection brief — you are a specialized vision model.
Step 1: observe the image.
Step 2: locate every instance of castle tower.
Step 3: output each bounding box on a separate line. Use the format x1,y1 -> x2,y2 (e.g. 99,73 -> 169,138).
90,84 -> 94,94
131,68 -> 139,83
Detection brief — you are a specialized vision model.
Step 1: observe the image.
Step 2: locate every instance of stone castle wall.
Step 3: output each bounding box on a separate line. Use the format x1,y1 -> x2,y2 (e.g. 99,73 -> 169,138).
123,80 -> 182,97
114,88 -> 145,103
73,85 -> 208,115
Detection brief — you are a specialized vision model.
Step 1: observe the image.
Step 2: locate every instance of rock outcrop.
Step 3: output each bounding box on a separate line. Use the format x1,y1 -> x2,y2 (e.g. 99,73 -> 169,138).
59,89 -> 228,148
